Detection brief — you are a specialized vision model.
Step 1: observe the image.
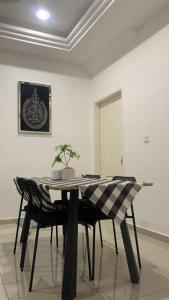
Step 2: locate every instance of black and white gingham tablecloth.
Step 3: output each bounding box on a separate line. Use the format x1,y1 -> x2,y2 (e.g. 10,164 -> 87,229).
33,177 -> 142,224
79,179 -> 142,224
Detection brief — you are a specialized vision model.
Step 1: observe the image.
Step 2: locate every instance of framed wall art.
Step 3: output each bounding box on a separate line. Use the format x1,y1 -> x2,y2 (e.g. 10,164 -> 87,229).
18,81 -> 51,134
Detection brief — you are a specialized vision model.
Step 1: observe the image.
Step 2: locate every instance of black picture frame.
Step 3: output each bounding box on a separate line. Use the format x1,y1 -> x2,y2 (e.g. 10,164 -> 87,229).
18,81 -> 51,134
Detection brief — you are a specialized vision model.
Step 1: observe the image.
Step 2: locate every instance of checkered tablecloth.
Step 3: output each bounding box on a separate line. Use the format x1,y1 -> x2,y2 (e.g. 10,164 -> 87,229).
33,177 -> 142,223
79,180 -> 142,224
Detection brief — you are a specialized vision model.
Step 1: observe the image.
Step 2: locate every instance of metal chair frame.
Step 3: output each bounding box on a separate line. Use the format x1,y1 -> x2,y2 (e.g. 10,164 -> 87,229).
84,175 -> 141,280
13,178 -> 58,256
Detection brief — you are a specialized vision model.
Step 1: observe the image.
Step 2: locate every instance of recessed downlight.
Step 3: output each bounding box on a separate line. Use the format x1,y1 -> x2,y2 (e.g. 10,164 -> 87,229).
36,9 -> 50,21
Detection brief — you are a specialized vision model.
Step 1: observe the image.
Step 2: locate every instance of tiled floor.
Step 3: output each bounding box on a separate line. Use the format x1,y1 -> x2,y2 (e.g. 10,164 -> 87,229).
0,221 -> 169,300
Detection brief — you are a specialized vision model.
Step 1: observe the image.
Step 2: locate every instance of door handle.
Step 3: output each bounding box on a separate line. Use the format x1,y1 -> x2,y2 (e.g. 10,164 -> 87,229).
121,156 -> 123,164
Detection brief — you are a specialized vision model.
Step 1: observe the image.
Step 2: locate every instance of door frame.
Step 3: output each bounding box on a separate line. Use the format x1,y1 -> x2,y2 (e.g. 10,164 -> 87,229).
94,90 -> 122,175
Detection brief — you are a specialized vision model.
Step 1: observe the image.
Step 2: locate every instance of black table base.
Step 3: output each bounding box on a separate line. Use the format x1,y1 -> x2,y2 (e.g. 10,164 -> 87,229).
62,190 -> 79,300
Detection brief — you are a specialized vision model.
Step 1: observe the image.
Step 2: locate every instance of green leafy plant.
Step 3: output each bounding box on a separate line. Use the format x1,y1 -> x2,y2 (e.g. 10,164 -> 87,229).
52,144 -> 80,168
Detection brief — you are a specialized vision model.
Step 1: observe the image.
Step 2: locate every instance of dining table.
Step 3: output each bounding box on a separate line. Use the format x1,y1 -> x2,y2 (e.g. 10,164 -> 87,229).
34,176 -> 153,300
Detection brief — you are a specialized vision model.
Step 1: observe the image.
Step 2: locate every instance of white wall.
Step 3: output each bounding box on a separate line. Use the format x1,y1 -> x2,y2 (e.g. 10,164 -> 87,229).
91,24 -> 169,236
0,51 -> 92,219
1,23 -> 169,237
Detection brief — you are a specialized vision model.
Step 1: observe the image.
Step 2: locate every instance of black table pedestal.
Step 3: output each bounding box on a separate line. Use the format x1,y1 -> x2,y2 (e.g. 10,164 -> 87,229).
62,190 -> 79,300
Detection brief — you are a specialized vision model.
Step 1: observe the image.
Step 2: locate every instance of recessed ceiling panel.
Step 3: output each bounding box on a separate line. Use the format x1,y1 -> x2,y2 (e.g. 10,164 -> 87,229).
0,0 -> 95,37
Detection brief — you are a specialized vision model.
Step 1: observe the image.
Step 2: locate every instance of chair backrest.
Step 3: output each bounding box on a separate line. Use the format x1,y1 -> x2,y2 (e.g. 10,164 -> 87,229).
14,177 -> 30,202
14,178 -> 22,197
62,174 -> 101,201
26,180 -> 56,212
113,176 -> 136,182
81,174 -> 100,200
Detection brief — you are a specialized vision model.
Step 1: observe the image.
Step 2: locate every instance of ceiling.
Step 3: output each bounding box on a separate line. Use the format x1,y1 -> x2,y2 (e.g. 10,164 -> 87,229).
0,0 -> 94,37
0,0 -> 169,76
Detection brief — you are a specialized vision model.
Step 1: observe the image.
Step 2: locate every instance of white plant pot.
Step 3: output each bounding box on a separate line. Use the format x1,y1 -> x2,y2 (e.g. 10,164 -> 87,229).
62,167 -> 75,180
51,169 -> 62,180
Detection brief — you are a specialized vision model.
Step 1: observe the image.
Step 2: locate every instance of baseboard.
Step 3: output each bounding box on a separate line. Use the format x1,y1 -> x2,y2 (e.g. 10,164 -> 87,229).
127,222 -> 169,243
0,218 -> 169,243
0,218 -> 17,225
0,218 -> 37,229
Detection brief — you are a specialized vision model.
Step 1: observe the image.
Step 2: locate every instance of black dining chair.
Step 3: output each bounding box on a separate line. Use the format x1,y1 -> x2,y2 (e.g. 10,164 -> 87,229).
79,202 -> 111,280
80,175 -> 141,280
78,174 -> 119,280
13,178 -> 30,254
82,175 -> 118,254
112,176 -> 141,269
59,175 -> 105,253
18,178 -> 68,292
13,178 -> 59,255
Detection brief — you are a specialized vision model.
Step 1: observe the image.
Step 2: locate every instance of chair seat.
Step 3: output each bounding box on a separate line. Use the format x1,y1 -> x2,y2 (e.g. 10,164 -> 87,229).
79,203 -> 108,226
25,204 -> 68,227
31,210 -> 68,227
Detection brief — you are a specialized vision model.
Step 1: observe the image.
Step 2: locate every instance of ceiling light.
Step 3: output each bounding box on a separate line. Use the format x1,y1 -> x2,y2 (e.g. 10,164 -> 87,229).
36,9 -> 50,21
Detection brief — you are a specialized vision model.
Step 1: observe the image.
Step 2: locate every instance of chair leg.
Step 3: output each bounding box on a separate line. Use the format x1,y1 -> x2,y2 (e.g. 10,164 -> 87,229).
131,204 -> 141,269
63,234 -> 66,255
112,220 -> 118,255
29,225 -> 40,292
13,200 -> 23,254
56,226 -> 59,248
98,221 -> 103,248
91,225 -> 96,280
50,226 -> 53,244
84,225 -> 92,280
20,210 -> 28,243
63,225 -> 67,255
20,214 -> 31,271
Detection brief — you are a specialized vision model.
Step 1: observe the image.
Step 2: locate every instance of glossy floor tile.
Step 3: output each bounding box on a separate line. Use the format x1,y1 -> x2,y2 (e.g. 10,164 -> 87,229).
0,221 -> 169,300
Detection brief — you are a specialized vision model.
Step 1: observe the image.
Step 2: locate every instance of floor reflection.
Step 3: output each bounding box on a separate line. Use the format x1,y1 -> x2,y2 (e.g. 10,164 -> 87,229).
0,222 -> 169,300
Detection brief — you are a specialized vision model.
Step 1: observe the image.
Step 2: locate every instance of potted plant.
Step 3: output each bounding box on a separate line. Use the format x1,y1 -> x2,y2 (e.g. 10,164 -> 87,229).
52,143 -> 80,180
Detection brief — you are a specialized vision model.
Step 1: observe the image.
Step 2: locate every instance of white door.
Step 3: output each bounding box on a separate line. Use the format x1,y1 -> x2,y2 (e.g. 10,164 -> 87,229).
98,94 -> 124,178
